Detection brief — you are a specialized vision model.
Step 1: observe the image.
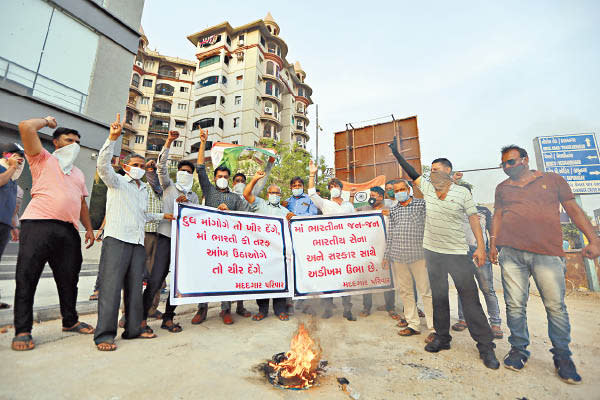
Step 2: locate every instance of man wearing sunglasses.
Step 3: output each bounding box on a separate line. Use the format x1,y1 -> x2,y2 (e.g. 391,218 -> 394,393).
491,145 -> 600,384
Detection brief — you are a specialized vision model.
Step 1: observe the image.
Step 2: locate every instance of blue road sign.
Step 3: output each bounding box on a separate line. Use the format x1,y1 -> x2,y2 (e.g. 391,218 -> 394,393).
537,133 -> 600,194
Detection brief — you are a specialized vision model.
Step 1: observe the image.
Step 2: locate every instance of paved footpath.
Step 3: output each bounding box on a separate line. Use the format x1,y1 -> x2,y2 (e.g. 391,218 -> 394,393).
1,286 -> 599,399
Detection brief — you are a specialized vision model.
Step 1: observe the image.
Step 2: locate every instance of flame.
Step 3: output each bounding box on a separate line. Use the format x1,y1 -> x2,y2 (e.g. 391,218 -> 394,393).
268,323 -> 322,389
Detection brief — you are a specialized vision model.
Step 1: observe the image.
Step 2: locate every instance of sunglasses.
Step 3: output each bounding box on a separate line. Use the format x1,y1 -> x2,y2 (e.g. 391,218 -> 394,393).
500,158 -> 523,168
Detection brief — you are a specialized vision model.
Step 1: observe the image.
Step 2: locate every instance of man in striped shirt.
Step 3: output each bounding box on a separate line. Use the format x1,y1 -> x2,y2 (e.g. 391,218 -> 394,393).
94,114 -> 174,351
390,137 -> 499,370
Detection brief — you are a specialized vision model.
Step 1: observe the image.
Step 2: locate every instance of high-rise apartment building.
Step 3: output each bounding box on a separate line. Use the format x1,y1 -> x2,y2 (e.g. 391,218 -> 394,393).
185,12 -> 313,155
121,28 -> 196,167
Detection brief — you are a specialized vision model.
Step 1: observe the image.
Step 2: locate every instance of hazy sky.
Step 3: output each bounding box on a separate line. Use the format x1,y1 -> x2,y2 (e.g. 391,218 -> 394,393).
141,0 -> 600,213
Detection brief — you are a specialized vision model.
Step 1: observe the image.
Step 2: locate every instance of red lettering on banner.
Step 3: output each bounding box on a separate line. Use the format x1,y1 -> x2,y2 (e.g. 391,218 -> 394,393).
368,261 -> 376,272
312,235 -> 346,246
265,224 -> 280,235
349,234 -> 367,244
212,263 -> 223,274
196,231 -> 207,240
232,248 -> 267,259
308,221 -> 344,232
371,277 -> 391,285
201,217 -> 229,229
365,220 -> 380,228
294,225 -> 304,233
307,266 -> 343,278
253,238 -> 270,247
346,264 -> 365,274
211,233 -> 238,243
307,250 -> 324,262
207,247 -> 228,257
247,263 -> 263,274
265,280 -> 285,288
327,251 -> 356,260
235,282 -> 263,289
182,216 -> 197,227
359,246 -> 376,257
228,264 -> 244,274
233,221 -> 243,230
245,222 -> 261,232
342,280 -> 368,288
242,236 -> 250,245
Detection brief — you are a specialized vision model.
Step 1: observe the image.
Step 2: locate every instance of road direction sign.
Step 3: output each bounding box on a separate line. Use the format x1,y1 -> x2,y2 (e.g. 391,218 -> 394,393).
534,133 -> 600,194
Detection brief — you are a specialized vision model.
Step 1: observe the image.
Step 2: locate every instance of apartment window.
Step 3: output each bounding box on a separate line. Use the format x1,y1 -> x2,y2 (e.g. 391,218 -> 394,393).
177,103 -> 187,110
152,100 -> 171,113
238,34 -> 244,43
169,160 -> 178,168
192,118 -> 214,130
268,43 -> 276,54
219,118 -> 224,129
138,115 -> 147,124
255,118 -> 259,129
256,97 -> 261,106
234,96 -> 241,105
221,76 -> 228,85
298,87 -> 305,97
232,140 -> 238,145
135,135 -> 145,144
131,74 -> 140,87
196,76 -> 218,88
143,79 -> 153,87
140,97 -> 150,104
182,69 -> 188,75
220,96 -> 226,105
175,120 -> 186,128
233,117 -> 240,128
265,81 -> 273,96
2,0 -> 100,113
180,86 -> 188,93
199,55 -> 220,68
224,55 -> 231,66
266,61 -> 274,75
144,61 -> 155,69
258,56 -> 263,64
264,101 -> 273,114
236,75 -> 243,85
275,85 -> 280,97
226,36 -> 231,46
173,141 -> 182,148
260,36 -> 265,47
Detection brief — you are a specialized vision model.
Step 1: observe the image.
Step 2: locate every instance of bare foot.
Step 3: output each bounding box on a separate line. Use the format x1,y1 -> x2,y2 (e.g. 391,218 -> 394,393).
96,342 -> 117,351
12,333 -> 35,351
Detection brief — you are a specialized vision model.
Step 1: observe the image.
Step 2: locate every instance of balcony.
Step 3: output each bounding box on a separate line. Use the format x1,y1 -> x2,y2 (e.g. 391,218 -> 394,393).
260,113 -> 281,125
146,143 -> 163,152
157,69 -> 179,80
294,129 -> 309,139
154,88 -> 174,97
123,120 -> 135,132
294,111 -> 308,121
126,100 -> 139,113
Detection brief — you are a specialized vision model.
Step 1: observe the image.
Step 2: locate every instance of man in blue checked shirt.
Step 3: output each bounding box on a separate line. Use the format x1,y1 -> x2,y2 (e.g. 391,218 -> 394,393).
285,176 -> 318,216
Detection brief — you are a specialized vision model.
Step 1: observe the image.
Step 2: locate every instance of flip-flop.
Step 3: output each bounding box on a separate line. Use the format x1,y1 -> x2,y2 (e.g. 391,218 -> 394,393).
160,321 -> 183,333
11,334 -> 35,351
62,321 -> 94,334
277,313 -> 289,321
252,312 -> 267,321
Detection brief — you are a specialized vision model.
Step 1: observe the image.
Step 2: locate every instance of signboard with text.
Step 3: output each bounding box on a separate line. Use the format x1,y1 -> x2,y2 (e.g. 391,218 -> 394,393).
536,133 -> 600,194
170,204 -> 292,305
289,212 -> 393,298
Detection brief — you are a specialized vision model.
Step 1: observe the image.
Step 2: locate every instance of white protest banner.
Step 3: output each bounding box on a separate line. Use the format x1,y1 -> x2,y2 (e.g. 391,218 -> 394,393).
289,212 -> 393,298
170,203 -> 292,305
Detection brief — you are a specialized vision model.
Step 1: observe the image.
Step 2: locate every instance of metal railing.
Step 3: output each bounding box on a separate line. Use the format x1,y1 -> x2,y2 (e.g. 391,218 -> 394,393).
155,88 -> 174,96
0,56 -> 88,114
157,69 -> 179,79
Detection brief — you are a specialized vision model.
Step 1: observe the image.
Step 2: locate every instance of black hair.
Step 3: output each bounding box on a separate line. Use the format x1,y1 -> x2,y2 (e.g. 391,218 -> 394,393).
328,178 -> 343,190
386,179 -> 400,186
53,127 -> 80,140
178,160 -> 195,172
501,145 -> 528,158
214,165 -> 231,177
370,186 -> 385,196
290,176 -> 305,186
233,172 -> 247,182
432,158 -> 453,170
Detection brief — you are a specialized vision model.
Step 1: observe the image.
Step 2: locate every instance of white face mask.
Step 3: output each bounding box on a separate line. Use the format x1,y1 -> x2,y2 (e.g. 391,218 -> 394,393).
330,187 -> 341,198
232,182 -> 246,195
176,170 -> 193,193
126,165 -> 145,180
216,177 -> 228,189
52,143 -> 80,175
0,157 -> 24,181
268,194 -> 281,205
291,188 -> 303,197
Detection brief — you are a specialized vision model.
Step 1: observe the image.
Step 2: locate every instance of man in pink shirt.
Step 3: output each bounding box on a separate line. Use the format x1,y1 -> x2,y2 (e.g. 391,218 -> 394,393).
12,116 -> 95,351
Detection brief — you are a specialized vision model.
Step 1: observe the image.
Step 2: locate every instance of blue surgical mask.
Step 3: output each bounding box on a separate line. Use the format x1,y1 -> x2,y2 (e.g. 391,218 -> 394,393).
292,188 -> 303,197
268,194 -> 281,205
395,191 -> 409,202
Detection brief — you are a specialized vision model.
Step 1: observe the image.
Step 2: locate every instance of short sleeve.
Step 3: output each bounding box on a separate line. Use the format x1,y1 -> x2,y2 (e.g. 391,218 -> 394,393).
462,189 -> 477,216
25,149 -> 51,179
553,173 -> 575,203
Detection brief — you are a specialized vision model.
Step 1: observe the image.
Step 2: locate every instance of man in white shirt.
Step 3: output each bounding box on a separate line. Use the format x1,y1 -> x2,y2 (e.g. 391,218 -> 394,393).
307,160 -> 357,321
94,114 -> 173,351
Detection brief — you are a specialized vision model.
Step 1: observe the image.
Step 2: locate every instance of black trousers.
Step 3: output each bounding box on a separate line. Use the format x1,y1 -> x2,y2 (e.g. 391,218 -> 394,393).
425,249 -> 493,349
142,234 -> 178,321
257,297 -> 287,315
94,236 -> 145,344
14,220 -> 82,335
0,222 -> 10,261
